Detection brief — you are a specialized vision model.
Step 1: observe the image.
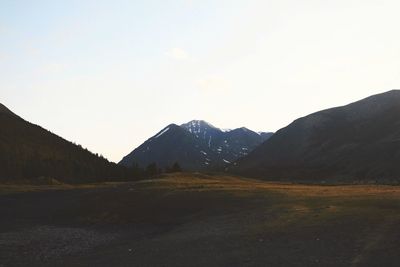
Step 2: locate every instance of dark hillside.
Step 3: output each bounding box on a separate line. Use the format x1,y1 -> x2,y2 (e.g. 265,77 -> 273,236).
0,104 -> 140,183
233,90 -> 400,183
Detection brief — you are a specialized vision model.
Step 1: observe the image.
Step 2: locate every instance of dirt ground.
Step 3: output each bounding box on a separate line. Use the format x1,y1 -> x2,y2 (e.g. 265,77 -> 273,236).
1,173 -> 400,267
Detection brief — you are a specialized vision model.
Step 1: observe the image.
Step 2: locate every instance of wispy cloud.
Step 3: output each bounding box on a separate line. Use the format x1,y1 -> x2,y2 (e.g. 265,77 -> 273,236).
0,24 -> 8,34
25,46 -> 41,57
166,47 -> 190,61
196,76 -> 231,93
37,63 -> 67,75
0,52 -> 8,62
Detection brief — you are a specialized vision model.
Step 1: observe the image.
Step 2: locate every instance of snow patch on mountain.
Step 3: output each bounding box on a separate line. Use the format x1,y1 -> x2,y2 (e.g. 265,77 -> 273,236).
120,119 -> 273,171
154,127 -> 169,138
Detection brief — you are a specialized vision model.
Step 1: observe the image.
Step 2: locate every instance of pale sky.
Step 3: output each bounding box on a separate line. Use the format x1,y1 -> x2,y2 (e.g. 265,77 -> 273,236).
1,0 -> 399,162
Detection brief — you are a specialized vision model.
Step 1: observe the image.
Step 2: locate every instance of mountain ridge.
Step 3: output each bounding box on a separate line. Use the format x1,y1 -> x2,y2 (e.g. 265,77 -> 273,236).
120,120 -> 273,171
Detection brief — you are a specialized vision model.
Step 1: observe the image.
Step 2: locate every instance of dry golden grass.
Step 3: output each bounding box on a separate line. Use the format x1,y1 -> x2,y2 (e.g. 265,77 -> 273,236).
136,172 -> 400,198
2,172 -> 400,199
0,182 -> 129,195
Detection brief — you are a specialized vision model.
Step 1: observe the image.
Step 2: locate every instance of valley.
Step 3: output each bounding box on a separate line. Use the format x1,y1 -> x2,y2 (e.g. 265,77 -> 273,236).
1,173 -> 400,267
3,2 -> 400,265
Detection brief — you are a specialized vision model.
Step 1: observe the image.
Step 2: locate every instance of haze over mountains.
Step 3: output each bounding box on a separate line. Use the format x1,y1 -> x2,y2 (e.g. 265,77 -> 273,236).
0,104 -> 140,183
119,120 -> 273,171
233,90 -> 400,183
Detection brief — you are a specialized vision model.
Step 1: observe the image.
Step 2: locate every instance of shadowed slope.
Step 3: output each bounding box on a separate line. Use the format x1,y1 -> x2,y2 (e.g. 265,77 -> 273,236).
0,103 -> 18,117
0,104 -> 138,183
233,90 -> 400,183
120,124 -> 217,170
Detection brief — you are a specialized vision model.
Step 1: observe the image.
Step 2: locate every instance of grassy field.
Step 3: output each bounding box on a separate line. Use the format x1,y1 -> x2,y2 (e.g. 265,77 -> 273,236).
1,173 -> 400,266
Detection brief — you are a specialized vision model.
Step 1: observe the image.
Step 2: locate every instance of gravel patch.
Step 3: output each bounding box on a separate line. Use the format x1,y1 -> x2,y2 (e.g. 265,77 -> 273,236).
0,225 -> 118,266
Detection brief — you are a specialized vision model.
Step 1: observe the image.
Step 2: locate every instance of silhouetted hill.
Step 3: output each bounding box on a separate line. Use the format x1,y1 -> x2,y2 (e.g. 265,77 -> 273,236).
0,104 -> 140,183
120,120 -> 272,171
0,103 -> 18,117
233,90 -> 400,183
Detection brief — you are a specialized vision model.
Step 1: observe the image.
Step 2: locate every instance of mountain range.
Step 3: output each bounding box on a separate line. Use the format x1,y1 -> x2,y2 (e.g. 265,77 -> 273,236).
2,90 -> 400,184
119,120 -> 273,171
232,90 -> 400,183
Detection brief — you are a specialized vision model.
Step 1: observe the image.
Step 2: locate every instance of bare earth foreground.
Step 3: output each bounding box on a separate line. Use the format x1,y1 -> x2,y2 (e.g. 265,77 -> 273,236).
1,173 -> 400,267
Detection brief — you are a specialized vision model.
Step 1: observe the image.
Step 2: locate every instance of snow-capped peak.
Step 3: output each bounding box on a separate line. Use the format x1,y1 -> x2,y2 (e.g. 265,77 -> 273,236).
181,120 -> 217,134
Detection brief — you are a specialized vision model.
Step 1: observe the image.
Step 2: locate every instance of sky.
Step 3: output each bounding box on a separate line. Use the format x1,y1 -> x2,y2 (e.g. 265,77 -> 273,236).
1,0 -> 399,162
